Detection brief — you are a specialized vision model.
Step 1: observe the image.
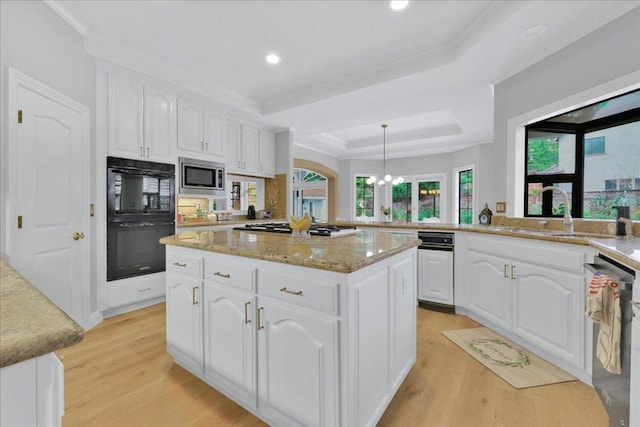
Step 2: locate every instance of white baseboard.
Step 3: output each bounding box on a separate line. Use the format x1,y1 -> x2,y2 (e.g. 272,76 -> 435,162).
102,296 -> 165,319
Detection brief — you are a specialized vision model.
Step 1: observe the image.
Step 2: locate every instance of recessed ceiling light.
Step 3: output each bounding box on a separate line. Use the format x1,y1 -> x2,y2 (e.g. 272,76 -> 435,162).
389,0 -> 409,11
265,54 -> 280,64
520,24 -> 548,40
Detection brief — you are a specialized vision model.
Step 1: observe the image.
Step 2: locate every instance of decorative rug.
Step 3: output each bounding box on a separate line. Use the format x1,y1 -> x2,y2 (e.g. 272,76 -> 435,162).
441,327 -> 577,389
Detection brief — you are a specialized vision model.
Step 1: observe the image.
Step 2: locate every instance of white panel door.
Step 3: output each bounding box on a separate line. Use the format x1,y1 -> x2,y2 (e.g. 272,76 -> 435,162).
203,109 -> 225,157
418,249 -> 454,305
166,272 -> 203,371
12,75 -> 89,325
467,250 -> 511,330
391,255 -> 416,389
241,124 -> 260,173
177,97 -> 204,154
257,301 -> 339,427
259,129 -> 276,176
144,86 -> 176,162
107,73 -> 144,158
512,261 -> 584,366
203,283 -> 256,406
226,120 -> 242,173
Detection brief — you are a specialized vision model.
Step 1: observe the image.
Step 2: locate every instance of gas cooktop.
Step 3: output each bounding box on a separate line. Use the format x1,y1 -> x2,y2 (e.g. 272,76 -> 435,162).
234,222 -> 358,237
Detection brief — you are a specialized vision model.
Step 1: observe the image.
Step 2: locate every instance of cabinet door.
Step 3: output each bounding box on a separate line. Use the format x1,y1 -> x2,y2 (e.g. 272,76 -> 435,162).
259,129 -> 276,176
467,250 -> 511,330
257,302 -> 339,427
241,124 -> 260,173
166,272 -> 203,372
177,97 -> 204,153
203,109 -> 225,157
226,120 -> 242,173
631,305 -> 640,427
203,283 -> 256,406
107,73 -> 144,158
418,249 -> 453,305
144,86 -> 176,162
512,261 -> 584,367
392,255 -> 416,389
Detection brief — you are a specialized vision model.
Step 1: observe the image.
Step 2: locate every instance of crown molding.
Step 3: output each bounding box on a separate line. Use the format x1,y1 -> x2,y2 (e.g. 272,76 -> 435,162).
45,0 -> 87,35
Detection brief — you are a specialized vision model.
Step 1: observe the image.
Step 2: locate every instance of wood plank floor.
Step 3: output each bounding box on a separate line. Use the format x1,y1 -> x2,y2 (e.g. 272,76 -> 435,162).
59,303 -> 608,427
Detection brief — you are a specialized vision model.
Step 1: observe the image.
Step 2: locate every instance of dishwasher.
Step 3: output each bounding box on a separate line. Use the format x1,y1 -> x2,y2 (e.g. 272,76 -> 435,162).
417,231 -> 455,314
585,254 -> 635,427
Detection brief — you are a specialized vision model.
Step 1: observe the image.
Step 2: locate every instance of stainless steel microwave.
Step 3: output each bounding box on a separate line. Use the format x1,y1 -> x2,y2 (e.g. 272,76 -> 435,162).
179,157 -> 225,196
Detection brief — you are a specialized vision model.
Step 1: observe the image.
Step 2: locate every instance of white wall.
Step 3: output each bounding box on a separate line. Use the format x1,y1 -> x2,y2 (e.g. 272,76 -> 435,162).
0,0 -> 97,308
293,144 -> 340,173
493,8 -> 640,215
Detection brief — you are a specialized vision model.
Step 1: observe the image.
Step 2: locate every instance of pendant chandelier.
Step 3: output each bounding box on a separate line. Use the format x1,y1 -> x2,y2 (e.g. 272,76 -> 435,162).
366,124 -> 404,186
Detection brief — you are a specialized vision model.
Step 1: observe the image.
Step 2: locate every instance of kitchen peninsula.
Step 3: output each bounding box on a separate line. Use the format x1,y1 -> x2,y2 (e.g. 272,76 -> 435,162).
160,228 -> 420,427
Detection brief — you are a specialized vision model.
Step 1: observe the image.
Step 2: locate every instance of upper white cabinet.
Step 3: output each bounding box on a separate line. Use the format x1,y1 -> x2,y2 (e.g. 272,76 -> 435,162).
259,129 -> 276,176
177,97 -> 225,159
107,73 -> 176,163
227,120 -> 275,177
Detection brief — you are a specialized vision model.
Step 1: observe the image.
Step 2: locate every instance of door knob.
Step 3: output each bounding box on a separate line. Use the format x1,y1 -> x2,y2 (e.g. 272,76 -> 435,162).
73,232 -> 85,240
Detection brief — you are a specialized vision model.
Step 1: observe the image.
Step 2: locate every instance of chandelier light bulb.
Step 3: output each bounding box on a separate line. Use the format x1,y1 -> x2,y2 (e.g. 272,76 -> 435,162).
396,176 -> 404,184
378,179 -> 385,186
367,176 -> 376,185
384,174 -> 392,182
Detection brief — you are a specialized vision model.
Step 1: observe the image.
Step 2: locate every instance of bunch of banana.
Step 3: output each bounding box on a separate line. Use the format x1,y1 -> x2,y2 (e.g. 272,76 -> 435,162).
289,214 -> 312,231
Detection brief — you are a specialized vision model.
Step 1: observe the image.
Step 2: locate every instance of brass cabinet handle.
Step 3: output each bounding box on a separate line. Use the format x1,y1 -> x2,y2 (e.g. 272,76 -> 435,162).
511,265 -> 516,280
205,142 -> 208,151
173,262 -> 187,267
200,141 -> 204,150
192,286 -> 198,305
146,147 -> 150,157
244,301 -> 251,324
257,307 -> 264,331
139,146 -> 143,157
280,287 -> 303,296
73,232 -> 85,241
214,272 -> 231,279
138,287 -> 151,292
503,264 -> 509,278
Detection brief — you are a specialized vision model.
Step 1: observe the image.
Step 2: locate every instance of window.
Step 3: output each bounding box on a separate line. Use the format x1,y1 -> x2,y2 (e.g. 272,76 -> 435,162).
584,136 -> 605,155
292,169 -> 328,222
525,89 -> 640,219
458,169 -> 473,224
355,176 -> 375,219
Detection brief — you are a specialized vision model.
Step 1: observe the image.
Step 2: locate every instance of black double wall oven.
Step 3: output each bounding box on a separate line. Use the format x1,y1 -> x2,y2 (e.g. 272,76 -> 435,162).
107,157 -> 175,281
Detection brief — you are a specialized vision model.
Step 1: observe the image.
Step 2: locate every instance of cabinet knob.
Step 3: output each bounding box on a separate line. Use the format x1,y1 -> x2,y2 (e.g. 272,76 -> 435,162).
73,232 -> 85,241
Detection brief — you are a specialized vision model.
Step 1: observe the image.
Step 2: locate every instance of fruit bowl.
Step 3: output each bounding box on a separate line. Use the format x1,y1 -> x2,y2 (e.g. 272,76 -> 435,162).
289,214 -> 312,239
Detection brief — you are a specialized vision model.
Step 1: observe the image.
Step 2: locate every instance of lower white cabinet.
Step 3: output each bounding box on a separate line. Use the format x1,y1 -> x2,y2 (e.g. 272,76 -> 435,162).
630,303 -> 639,427
165,245 -> 417,427
166,271 -> 203,375
457,233 -> 590,377
0,353 -> 64,427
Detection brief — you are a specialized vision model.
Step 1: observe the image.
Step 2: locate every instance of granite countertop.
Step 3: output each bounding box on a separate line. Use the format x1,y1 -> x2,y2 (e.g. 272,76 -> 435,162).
336,220 -> 640,270
0,259 -> 85,368
161,228 -> 420,273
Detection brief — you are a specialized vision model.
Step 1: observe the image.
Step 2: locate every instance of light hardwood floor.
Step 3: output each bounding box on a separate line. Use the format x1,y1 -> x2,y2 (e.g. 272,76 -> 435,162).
59,303 -> 608,427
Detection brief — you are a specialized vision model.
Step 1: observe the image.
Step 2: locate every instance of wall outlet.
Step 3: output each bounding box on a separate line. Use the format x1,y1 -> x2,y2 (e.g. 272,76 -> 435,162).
496,202 -> 506,213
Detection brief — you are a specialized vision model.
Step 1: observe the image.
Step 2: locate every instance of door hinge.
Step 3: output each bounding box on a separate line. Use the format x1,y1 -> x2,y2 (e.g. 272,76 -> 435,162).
18,110 -> 23,124
17,215 -> 22,229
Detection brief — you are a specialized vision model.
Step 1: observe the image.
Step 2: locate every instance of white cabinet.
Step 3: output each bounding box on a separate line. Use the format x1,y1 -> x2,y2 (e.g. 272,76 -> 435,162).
259,129 -> 276,176
458,234 -> 588,374
0,353 -> 64,427
226,120 -> 275,177
166,271 -> 203,375
630,303 -> 639,427
107,73 -> 176,163
144,85 -> 177,162
203,283 -> 256,406
107,73 -> 144,159
177,97 -> 225,159
257,300 -> 339,426
417,249 -> 454,306
466,250 -> 512,330
391,255 -> 417,390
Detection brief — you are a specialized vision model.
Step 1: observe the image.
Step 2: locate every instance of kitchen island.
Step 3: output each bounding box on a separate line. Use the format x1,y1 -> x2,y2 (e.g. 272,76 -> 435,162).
0,259 -> 85,426
160,228 -> 420,427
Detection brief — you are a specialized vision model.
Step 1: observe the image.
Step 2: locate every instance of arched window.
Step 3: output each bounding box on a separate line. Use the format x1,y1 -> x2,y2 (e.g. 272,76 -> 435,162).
292,168 -> 328,222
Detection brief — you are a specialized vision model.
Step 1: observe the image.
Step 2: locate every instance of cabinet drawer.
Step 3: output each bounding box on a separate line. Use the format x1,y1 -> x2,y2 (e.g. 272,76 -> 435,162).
107,275 -> 165,309
259,271 -> 338,315
167,252 -> 202,277
204,257 -> 255,293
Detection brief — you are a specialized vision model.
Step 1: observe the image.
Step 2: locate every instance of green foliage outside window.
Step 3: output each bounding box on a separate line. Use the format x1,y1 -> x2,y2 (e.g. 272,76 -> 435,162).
355,177 -> 374,218
527,138 -> 559,174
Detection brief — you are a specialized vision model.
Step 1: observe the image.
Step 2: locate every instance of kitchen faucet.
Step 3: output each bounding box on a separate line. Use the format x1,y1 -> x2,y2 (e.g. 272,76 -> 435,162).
537,186 -> 574,234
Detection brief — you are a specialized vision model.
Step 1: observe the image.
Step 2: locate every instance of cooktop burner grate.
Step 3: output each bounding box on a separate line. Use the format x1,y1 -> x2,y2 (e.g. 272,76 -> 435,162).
234,223 -> 358,237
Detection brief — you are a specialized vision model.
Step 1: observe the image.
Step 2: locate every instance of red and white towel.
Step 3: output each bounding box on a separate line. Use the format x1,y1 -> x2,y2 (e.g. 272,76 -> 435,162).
585,272 -> 621,375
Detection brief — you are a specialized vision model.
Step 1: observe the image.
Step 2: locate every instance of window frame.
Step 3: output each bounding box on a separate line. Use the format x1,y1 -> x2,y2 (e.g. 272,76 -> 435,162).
353,173 -> 379,220
524,106 -> 640,218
